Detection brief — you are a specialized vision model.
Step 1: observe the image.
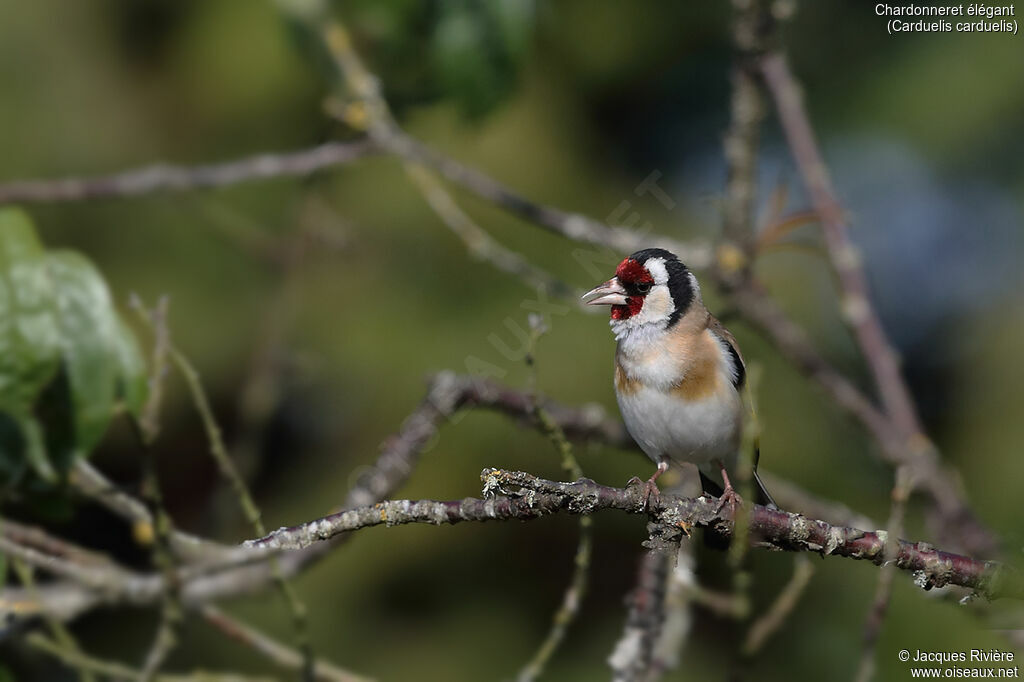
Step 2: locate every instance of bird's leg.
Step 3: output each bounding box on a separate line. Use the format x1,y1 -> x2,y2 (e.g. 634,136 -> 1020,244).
715,459 -> 744,515
627,458 -> 669,510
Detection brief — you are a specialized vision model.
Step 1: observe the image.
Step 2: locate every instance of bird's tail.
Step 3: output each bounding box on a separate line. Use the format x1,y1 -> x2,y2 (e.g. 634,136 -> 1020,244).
751,468 -> 777,508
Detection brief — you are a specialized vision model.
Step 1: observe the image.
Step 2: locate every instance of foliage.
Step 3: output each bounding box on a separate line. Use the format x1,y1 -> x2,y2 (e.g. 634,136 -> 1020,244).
0,208 -> 146,493
341,0 -> 535,118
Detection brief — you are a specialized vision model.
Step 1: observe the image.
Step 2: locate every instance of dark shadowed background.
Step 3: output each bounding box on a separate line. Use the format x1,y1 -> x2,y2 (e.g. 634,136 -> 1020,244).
1,1 -> 1022,680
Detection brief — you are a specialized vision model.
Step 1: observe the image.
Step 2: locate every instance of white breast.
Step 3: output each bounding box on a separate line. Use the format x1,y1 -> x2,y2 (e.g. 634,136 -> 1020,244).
613,320 -> 744,472
616,381 -> 742,469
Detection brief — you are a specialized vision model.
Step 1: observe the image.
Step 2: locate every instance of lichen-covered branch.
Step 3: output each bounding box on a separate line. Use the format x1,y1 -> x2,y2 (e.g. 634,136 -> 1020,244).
2,372 -> 897,633
246,469 -> 1023,601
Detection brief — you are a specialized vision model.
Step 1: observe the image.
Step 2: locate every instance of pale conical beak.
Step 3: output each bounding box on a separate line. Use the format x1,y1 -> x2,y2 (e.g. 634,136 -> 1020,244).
581,277 -> 628,306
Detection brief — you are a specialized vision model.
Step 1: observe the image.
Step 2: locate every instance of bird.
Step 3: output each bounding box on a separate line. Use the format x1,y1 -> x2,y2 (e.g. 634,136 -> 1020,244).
581,247 -> 774,510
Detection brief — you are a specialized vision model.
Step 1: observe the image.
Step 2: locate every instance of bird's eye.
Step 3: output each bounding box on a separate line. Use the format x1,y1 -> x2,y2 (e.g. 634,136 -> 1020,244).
635,282 -> 651,294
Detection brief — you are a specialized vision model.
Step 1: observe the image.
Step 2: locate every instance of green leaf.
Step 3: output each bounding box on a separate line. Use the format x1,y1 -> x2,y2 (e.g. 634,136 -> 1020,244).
0,208 -> 62,480
0,209 -> 148,490
431,0 -> 533,118
45,251 -> 123,455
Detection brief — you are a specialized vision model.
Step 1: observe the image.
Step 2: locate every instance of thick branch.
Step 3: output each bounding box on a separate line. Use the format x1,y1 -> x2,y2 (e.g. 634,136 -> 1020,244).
246,470 -> 1022,601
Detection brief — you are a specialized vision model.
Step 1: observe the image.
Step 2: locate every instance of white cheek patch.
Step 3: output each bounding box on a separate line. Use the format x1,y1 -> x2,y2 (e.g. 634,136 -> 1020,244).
609,286 -> 673,341
635,287 -> 671,323
644,258 -> 670,285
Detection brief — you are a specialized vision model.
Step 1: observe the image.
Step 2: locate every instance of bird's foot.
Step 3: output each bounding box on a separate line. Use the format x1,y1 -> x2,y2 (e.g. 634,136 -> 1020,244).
628,459 -> 670,512
715,484 -> 745,516
626,475 -> 662,511
714,462 -> 745,516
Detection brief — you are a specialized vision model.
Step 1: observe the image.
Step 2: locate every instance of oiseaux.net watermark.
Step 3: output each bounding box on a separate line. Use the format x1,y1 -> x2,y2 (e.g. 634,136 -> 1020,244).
899,648 -> 1019,678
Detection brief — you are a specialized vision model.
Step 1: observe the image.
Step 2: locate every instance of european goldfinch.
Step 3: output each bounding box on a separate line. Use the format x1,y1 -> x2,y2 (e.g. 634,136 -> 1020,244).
582,248 -> 774,508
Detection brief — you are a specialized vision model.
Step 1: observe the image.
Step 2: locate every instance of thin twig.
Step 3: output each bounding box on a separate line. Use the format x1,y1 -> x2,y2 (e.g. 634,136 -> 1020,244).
854,466 -> 914,682
758,471 -> 875,530
758,51 -> 995,556
316,15 -> 712,268
404,163 -> 578,301
0,517 -> 118,569
317,17 -> 583,303
0,141 -> 376,205
382,130 -> 714,268
165,343 -> 316,682
728,366 -> 764,621
0,536 -> 151,601
10,559 -> 97,682
26,632 -> 276,682
742,554 -> 815,656
71,460 -> 236,562
516,326 -> 593,682
760,55 -> 920,436
134,295 -> 171,445
723,280 -> 993,555
200,605 -> 372,682
722,0 -> 770,252
130,298 -> 184,682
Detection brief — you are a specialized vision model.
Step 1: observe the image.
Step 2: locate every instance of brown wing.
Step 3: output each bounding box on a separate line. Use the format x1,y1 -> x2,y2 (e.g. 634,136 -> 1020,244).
708,315 -> 745,388
707,317 -> 775,506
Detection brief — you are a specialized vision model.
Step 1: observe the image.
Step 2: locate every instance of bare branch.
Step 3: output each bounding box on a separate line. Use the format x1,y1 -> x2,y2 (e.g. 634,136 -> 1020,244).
131,297 -> 183,682
760,54 -> 920,435
0,536 -> 151,600
742,555 -> 815,656
646,540 -> 697,680
516,343 -> 593,682
403,162 -> 578,300
9,373 -> 886,632
0,142 -> 376,205
71,460 -> 237,562
380,131 -> 715,269
25,632 -> 276,682
722,0 -> 769,250
757,471 -> 875,530
200,606 -> 371,682
759,49 -> 995,557
245,469 -> 1024,601
609,550 -> 674,682
855,466 -> 914,682
0,517 -> 118,569
165,340 -> 315,681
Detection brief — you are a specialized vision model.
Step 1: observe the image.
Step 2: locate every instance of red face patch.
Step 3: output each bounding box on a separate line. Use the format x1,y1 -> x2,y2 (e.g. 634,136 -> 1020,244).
615,258 -> 654,285
611,258 -> 651,320
611,297 -> 644,320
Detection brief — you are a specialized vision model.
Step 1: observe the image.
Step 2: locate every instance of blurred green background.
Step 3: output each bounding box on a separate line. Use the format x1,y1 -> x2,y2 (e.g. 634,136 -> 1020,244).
1,0 -> 1022,680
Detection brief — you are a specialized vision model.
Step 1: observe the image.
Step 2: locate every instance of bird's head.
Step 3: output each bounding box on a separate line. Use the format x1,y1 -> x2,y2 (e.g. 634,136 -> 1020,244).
581,248 -> 699,338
